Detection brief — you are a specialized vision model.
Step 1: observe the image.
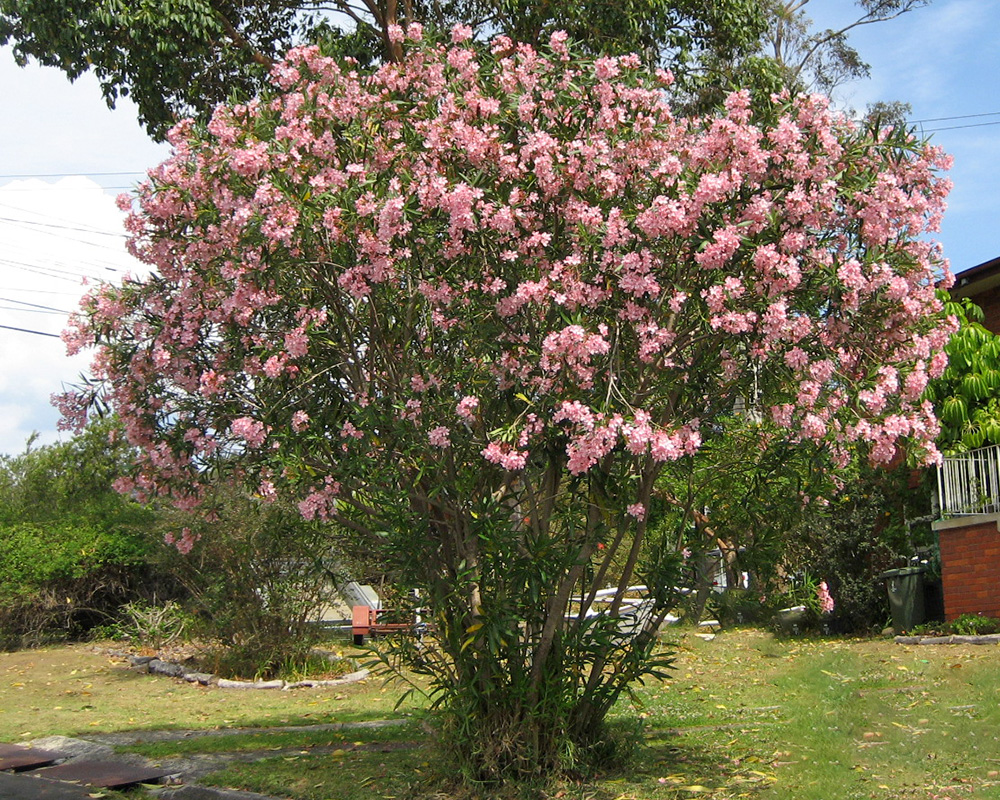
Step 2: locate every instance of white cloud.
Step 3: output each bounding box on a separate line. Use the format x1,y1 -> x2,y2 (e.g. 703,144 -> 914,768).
0,46 -> 169,183
0,47 -> 169,455
0,178 -> 146,454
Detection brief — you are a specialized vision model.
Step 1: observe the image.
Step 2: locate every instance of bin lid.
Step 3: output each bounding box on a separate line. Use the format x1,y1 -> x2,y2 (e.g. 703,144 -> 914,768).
879,566 -> 926,579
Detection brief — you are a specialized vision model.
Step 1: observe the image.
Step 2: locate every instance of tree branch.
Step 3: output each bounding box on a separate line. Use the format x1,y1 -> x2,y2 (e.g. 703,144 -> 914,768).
214,10 -> 275,69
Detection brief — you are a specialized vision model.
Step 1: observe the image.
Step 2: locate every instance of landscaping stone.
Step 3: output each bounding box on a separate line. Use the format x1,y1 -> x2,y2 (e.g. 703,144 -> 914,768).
894,633 -> 1000,645
149,659 -> 187,678
215,678 -> 255,689
284,669 -> 370,689
102,650 -> 370,690
107,647 -> 369,690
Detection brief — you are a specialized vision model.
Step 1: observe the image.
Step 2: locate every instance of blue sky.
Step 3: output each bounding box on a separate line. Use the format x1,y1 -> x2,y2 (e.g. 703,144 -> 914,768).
0,0 -> 998,454
812,0 -> 1000,273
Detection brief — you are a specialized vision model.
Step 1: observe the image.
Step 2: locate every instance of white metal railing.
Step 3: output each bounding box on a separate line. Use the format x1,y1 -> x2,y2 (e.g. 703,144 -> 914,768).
938,444 -> 1000,517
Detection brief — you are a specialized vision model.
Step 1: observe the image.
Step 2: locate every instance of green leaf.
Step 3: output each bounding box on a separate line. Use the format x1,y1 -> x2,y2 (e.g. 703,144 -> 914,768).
941,396 -> 968,425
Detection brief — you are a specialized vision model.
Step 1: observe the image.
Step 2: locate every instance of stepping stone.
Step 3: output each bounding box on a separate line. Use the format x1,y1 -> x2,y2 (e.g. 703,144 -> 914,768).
0,771 -> 99,799
29,759 -> 174,789
0,742 -> 62,771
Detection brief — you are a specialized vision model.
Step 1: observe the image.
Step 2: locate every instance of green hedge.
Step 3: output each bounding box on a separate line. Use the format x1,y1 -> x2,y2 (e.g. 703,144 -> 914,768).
0,519 -> 154,647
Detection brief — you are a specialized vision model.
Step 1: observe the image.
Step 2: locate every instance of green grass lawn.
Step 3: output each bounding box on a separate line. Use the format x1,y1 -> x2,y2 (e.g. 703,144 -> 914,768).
3,631 -> 1000,799
623,629 -> 1000,800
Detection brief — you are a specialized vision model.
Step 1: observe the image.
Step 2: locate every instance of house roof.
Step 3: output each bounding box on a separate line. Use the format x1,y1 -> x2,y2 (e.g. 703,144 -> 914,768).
951,255 -> 1000,299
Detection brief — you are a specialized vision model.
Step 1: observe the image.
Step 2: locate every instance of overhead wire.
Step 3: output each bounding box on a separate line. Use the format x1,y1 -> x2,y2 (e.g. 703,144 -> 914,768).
0,171 -> 147,179
0,323 -> 61,338
0,305 -> 67,315
911,111 -> 1000,124
0,215 -> 127,238
0,297 -> 73,314
0,286 -> 83,296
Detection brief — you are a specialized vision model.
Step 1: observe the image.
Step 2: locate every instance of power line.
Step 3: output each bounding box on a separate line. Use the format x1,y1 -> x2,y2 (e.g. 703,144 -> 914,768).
911,111 -> 1000,124
0,287 -> 82,296
0,185 -> 137,192
0,171 -> 147,179
0,305 -> 66,315
0,215 -> 126,238
0,297 -> 73,314
920,120 -> 1000,133
0,257 -> 110,283
0,323 -> 60,338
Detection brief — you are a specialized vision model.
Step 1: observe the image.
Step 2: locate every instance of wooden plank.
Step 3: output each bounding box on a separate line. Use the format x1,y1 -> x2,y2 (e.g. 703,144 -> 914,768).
29,760 -> 173,788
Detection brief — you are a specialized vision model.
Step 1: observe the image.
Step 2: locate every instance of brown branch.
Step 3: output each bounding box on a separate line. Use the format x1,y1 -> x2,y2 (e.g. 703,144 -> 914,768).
214,11 -> 274,69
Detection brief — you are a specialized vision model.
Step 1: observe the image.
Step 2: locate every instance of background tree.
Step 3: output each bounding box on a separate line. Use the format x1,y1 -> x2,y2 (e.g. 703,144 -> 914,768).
689,0 -> 929,116
60,30 -> 953,783
761,0 -> 928,95
0,419 -> 159,646
657,420 -> 836,622
0,0 -> 767,140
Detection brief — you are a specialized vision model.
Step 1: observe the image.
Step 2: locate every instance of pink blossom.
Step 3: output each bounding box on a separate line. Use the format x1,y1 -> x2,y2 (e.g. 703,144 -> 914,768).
482,441 -> 528,470
263,354 -> 287,377
429,426 -> 451,448
231,416 -> 268,447
626,503 -> 646,521
456,395 -> 480,421
166,527 -> 201,555
451,24 -> 473,43
817,581 -> 835,614
341,420 -> 363,439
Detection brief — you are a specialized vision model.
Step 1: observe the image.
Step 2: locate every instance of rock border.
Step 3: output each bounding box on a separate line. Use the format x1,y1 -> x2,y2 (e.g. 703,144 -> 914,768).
119,653 -> 369,689
894,633 -> 1000,645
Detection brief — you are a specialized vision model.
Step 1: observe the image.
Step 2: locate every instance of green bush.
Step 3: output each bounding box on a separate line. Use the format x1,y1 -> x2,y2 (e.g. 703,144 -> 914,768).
949,614 -> 1000,636
155,486 -> 347,679
0,421 -> 173,648
782,466 -> 933,634
0,519 -> 155,647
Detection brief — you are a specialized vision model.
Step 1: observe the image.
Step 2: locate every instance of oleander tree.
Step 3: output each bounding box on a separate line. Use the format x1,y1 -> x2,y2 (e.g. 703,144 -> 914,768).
59,27 -> 954,783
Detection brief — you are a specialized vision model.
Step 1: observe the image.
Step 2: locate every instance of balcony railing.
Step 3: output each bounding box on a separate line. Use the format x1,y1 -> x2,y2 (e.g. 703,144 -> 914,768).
938,443 -> 1000,517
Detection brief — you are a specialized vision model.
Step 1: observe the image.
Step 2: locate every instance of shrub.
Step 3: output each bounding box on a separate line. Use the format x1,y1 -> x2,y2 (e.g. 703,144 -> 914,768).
0,519 -> 155,648
949,614 -> 1000,636
783,466 -> 933,634
156,486 -> 347,679
0,420 -> 174,648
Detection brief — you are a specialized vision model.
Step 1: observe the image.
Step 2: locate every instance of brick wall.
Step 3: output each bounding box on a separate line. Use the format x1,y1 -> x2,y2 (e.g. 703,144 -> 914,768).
975,285 -> 1000,335
938,519 -> 1000,620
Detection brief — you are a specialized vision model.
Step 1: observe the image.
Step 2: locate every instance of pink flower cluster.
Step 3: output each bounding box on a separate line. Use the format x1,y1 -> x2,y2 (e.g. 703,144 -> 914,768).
164,527 -> 200,555
817,581 -> 835,614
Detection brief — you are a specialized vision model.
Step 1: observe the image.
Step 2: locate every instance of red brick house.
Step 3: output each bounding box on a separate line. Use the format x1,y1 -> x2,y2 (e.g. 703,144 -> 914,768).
933,255 -> 1000,620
